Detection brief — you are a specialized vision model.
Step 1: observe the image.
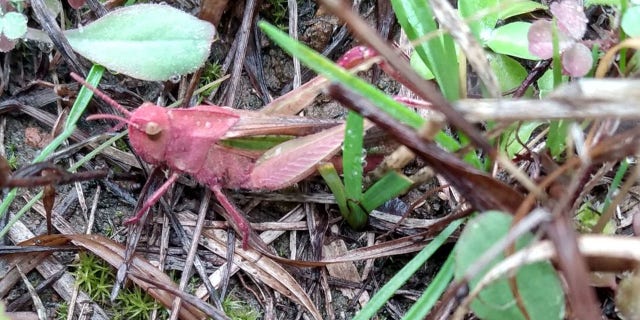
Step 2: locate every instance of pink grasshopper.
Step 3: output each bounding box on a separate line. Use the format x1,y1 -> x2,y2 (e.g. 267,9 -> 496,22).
70,47 -> 387,249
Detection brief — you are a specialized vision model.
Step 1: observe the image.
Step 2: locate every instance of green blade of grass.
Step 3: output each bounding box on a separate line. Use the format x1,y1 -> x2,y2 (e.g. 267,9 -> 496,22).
343,111 -> 364,203
0,64 -> 105,235
362,171 -> 413,212
318,163 -> 357,227
403,250 -> 455,319
354,219 -> 463,319
259,21 -> 463,154
259,21 -> 424,129
391,0 -> 460,101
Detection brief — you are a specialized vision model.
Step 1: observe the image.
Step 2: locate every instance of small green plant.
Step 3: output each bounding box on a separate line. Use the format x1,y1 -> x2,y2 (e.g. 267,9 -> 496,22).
6,144 -> 18,170
263,0 -> 289,30
73,252 -> 115,303
199,61 -> 223,97
114,139 -> 129,152
115,286 -> 165,320
55,302 -> 69,320
69,253 -> 167,319
222,294 -> 261,320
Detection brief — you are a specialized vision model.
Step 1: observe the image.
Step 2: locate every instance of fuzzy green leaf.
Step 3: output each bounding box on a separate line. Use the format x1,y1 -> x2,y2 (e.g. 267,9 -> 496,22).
65,4 -> 215,81
2,12 -> 28,40
455,211 -> 565,320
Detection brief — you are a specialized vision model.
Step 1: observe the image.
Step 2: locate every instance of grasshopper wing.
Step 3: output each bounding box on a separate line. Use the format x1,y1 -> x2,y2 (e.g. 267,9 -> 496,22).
225,111 -> 342,138
248,123 -> 346,190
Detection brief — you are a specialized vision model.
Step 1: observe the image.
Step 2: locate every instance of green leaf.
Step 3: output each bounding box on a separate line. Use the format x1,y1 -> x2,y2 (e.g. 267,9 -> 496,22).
65,4 -> 215,81
497,1 -> 547,20
318,163 -> 366,228
547,120 -> 569,158
486,22 -> 540,60
488,53 -> 533,97
499,121 -> 544,158
536,69 -> 568,98
622,6 -> 640,37
459,0 -> 499,41
2,12 -> 28,40
362,171 -> 413,212
455,211 -> 565,320
392,0 -> 460,101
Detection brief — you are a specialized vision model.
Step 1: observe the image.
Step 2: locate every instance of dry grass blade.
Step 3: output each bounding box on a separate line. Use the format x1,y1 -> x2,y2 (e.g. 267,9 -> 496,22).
15,265 -> 47,320
446,79 -> 640,122
19,234 -> 207,319
6,220 -> 110,319
196,228 -> 323,320
192,207 -> 306,298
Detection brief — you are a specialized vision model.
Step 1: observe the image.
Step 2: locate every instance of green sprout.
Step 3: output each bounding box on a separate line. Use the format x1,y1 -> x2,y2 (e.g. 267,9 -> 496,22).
223,293 -> 261,320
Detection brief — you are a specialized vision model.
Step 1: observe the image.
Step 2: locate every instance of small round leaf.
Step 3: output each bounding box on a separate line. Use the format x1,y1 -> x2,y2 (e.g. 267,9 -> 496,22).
65,4 -> 215,81
527,20 -> 573,59
2,12 -> 28,40
550,0 -> 587,39
562,43 -> 593,77
487,53 -> 533,97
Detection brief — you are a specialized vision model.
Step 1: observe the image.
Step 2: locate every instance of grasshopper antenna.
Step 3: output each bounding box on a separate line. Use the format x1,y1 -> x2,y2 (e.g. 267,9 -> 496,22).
86,114 -> 139,130
70,72 -> 133,118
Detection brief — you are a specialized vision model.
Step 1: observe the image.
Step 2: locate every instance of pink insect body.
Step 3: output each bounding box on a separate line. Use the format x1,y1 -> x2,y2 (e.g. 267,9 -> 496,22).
71,73 -> 346,248
127,103 -> 254,188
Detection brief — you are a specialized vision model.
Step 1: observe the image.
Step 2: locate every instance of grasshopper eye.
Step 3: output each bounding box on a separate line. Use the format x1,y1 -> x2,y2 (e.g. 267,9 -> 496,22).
144,122 -> 162,136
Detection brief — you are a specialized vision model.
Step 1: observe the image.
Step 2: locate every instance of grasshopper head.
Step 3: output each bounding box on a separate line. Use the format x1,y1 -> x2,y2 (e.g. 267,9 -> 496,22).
128,102 -> 171,165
